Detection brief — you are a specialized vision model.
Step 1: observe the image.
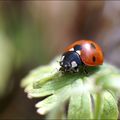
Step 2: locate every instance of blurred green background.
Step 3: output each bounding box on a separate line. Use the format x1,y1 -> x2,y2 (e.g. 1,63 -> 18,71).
0,1 -> 120,119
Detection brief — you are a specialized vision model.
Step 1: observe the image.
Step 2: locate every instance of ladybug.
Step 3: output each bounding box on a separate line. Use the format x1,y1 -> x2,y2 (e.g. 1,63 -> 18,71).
60,40 -> 104,72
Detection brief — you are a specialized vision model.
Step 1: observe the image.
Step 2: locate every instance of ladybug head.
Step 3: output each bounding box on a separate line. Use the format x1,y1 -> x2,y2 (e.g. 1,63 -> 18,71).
60,51 -> 82,72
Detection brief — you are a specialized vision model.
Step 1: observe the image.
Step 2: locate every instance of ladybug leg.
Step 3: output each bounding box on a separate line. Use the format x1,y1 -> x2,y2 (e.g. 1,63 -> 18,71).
72,67 -> 79,73
59,67 -> 62,71
72,69 -> 76,73
59,67 -> 65,72
83,65 -> 88,75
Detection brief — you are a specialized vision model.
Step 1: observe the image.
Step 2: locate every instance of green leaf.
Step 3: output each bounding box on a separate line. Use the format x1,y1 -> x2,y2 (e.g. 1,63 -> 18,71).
21,56 -> 120,119
68,91 -> 92,119
93,93 -> 103,119
36,84 -> 71,115
96,74 -> 120,91
21,64 -> 59,88
47,104 -> 66,120
0,35 -> 15,97
93,91 -> 118,120
21,56 -> 60,88
28,74 -> 77,98
100,91 -> 118,119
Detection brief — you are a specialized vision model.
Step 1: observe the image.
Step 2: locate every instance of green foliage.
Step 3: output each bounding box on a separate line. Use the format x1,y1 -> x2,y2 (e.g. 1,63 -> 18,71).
21,56 -> 120,119
0,34 -> 15,97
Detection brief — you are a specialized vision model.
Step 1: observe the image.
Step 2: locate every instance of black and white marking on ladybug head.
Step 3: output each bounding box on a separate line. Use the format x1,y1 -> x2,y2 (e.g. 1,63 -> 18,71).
69,48 -> 74,51
60,51 -> 82,72
61,55 -> 65,61
71,61 -> 77,68
76,50 -> 81,55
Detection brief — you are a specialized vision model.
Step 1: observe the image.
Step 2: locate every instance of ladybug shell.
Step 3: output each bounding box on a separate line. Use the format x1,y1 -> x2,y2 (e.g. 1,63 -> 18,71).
65,40 -> 104,66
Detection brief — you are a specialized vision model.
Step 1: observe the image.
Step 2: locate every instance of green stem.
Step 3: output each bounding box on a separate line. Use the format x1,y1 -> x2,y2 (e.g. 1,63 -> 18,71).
94,92 -> 103,119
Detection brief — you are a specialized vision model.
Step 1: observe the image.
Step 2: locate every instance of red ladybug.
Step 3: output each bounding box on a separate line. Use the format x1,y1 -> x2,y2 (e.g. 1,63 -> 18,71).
60,40 -> 104,72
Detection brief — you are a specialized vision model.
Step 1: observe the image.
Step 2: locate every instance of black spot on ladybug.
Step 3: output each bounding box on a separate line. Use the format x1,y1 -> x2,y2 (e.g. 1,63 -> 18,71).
74,45 -> 82,51
92,56 -> 96,62
90,43 -> 96,49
